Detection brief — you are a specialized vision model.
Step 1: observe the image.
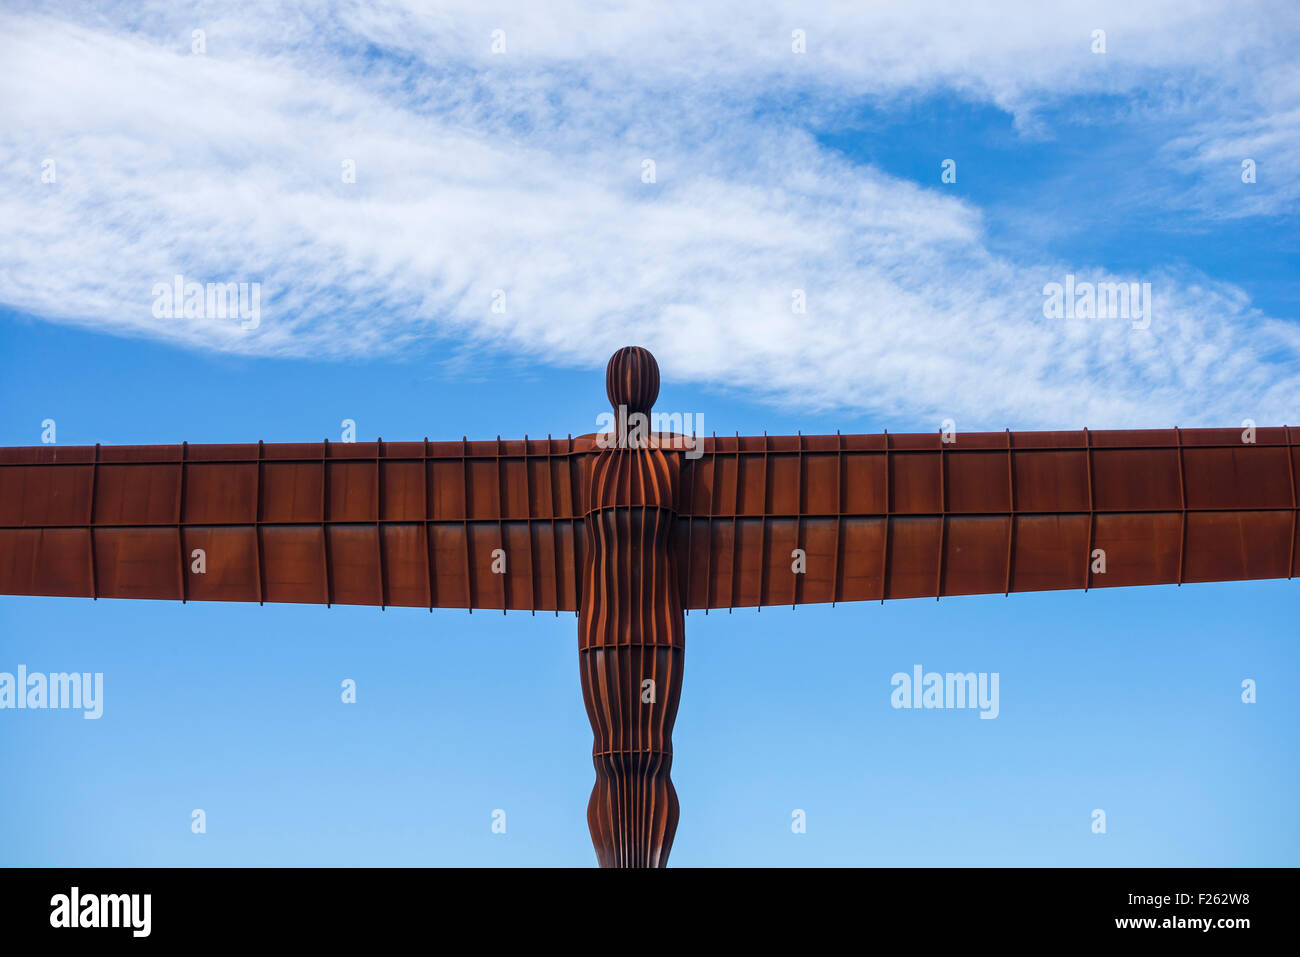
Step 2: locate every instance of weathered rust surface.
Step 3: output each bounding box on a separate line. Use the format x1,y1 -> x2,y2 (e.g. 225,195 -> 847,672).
1,427 -> 1294,610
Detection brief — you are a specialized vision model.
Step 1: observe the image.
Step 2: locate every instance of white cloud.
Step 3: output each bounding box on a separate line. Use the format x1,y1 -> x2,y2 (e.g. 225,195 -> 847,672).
0,2 -> 1296,428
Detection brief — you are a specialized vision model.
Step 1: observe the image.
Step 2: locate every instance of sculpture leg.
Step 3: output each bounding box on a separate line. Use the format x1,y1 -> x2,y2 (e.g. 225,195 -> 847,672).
578,505 -> 684,868
579,643 -> 683,867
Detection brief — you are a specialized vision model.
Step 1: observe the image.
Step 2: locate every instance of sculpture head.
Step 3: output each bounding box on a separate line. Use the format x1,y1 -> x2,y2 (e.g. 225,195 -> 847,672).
605,346 -> 659,417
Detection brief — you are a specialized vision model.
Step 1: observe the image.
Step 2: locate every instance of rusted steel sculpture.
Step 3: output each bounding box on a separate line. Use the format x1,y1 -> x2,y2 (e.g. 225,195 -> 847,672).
580,347 -> 683,866
1,346 -> 1296,866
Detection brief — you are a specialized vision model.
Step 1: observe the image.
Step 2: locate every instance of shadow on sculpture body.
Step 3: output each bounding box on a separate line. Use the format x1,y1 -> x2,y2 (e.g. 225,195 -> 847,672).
578,346 -> 684,867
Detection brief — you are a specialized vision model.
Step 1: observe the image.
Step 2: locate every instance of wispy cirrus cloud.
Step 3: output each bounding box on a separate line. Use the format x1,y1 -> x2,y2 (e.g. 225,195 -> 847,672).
0,1 -> 1296,428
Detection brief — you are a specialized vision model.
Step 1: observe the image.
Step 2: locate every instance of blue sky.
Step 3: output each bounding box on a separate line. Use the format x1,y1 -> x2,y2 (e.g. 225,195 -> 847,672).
1,2 -> 1297,866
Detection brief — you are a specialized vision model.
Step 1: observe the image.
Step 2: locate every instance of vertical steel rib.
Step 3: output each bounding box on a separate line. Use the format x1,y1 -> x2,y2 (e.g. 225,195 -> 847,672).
793,431 -> 803,609
255,439 -> 265,605
756,432 -> 768,611
177,440 -> 188,603
1287,425 -> 1297,579
936,428 -> 946,600
321,438 -> 332,607
88,443 -> 99,600
1003,428 -> 1015,596
1175,427 -> 1186,587
423,437 -> 434,610
374,438 -> 385,609
1084,427 -> 1095,591
879,430 -> 890,604
461,436 -> 473,613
